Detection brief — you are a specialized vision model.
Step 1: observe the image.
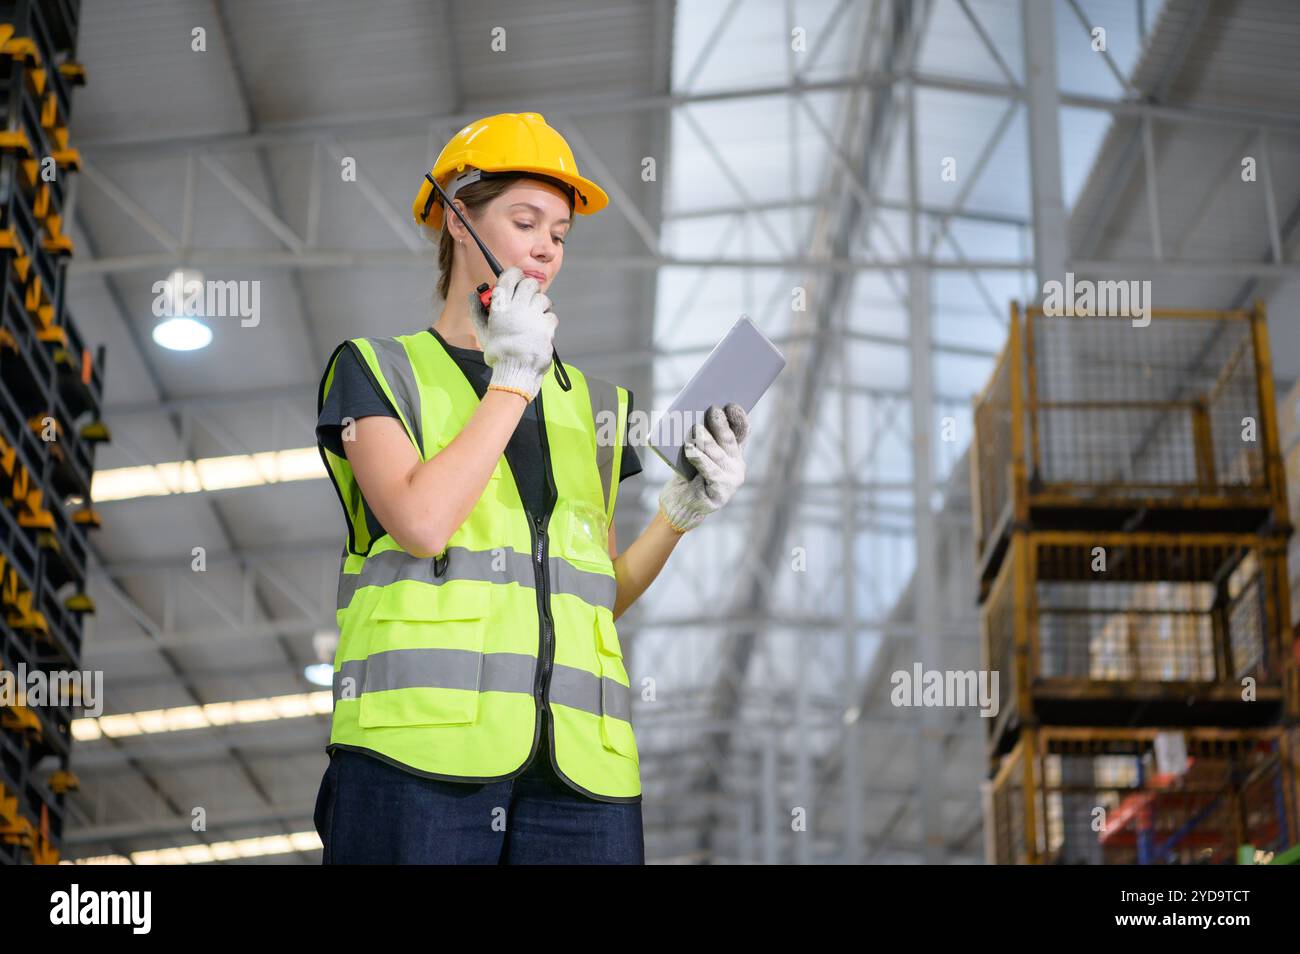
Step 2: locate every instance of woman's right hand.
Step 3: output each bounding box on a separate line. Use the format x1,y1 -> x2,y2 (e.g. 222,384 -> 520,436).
468,266 -> 558,402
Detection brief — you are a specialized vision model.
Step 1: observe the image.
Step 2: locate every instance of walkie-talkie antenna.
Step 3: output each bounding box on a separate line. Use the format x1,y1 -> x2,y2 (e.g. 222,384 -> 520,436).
425,173 -> 503,284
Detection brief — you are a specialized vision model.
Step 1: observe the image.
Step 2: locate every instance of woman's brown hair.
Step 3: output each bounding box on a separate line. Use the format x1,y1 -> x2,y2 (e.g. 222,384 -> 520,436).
424,174 -> 575,303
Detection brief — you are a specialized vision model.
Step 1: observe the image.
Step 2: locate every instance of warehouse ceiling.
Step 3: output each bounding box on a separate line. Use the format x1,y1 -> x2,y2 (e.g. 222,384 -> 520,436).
53,0 -> 1300,864
1068,0 -> 1300,387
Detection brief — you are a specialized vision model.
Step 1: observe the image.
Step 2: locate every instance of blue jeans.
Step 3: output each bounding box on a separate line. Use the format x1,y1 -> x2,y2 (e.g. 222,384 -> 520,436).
313,737 -> 644,864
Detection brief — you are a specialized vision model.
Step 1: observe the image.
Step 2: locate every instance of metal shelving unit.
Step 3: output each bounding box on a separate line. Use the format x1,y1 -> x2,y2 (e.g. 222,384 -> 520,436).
0,0 -> 100,866
985,727 -> 1298,866
972,300 -> 1298,864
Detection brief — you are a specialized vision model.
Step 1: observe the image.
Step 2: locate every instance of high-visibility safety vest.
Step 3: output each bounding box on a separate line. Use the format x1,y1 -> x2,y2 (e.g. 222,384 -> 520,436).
315,331 -> 641,802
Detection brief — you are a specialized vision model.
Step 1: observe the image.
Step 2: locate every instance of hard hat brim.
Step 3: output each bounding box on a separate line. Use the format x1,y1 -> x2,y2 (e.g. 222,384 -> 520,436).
415,164 -> 608,233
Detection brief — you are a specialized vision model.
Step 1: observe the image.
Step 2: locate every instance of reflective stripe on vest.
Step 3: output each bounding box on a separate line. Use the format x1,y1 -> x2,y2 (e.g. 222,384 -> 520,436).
366,336 -> 424,453
585,374 -> 627,533
335,544 -> 617,614
316,330 -> 641,800
333,651 -> 632,721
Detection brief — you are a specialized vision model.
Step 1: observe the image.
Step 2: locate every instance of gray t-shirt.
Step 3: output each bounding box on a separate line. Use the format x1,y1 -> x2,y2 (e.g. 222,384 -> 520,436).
316,328 -> 643,545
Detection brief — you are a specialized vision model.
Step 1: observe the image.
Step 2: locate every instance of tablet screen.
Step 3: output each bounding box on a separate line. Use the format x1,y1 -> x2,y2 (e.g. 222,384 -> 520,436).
648,316 -> 786,480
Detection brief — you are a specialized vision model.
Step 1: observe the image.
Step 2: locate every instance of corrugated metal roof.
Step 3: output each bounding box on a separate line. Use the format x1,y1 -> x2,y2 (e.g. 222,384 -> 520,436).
1067,0 -> 1300,380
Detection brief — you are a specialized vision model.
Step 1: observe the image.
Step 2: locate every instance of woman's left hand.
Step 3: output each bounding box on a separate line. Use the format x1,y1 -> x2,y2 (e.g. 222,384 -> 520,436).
657,403 -> 749,534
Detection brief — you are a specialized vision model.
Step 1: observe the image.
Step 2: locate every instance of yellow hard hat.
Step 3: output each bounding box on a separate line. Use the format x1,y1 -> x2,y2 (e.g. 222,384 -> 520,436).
413,112 -> 609,232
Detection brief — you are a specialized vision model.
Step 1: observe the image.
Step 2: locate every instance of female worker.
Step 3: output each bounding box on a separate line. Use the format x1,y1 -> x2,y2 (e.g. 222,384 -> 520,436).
312,112 -> 751,864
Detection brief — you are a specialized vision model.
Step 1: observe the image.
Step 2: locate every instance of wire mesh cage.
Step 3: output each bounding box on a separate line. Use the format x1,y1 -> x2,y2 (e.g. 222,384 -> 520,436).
972,303 -> 1291,583
982,531 -> 1296,753
985,727 -> 1299,865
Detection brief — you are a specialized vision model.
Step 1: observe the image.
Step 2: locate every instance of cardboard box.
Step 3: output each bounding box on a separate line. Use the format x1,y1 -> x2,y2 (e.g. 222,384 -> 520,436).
1279,379 -> 1300,454
1288,533 -> 1300,625
1291,571 -> 1300,626
1286,441 -> 1300,529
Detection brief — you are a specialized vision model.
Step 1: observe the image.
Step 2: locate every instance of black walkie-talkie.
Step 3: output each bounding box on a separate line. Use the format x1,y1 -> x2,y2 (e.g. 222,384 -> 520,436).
424,173 -> 572,392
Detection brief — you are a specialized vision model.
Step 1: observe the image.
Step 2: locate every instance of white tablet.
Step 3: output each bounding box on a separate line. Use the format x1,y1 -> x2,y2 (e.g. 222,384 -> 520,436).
648,316 -> 786,480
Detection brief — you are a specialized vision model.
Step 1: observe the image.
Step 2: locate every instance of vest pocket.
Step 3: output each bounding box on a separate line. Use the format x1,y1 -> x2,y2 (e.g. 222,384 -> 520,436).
563,499 -> 613,574
356,585 -> 490,728
594,612 -> 638,762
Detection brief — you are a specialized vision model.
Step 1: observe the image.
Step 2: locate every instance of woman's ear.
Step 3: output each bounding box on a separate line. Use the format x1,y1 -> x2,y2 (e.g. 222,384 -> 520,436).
445,198 -> 471,243
445,200 -> 462,241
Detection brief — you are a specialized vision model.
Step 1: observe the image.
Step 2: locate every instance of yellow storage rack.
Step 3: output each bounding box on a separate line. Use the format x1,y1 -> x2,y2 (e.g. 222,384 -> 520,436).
0,0 -> 97,867
971,299 -> 1297,864
973,302 -> 1291,597
985,726 -> 1299,866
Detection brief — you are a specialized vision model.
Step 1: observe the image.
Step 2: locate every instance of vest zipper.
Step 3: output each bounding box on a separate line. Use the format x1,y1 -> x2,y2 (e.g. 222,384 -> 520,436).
531,511 -> 551,709
533,390 -> 560,774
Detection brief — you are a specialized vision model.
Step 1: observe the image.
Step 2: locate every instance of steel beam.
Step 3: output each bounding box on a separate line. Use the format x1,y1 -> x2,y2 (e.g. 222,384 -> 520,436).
1021,0 -> 1068,287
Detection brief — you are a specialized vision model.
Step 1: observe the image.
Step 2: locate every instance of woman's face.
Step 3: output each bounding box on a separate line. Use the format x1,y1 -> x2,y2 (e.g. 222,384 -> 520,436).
452,179 -> 571,295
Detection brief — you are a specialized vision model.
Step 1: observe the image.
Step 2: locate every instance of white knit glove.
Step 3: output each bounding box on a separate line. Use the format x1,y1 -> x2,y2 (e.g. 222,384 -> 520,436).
468,266 -> 558,402
658,403 -> 750,534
